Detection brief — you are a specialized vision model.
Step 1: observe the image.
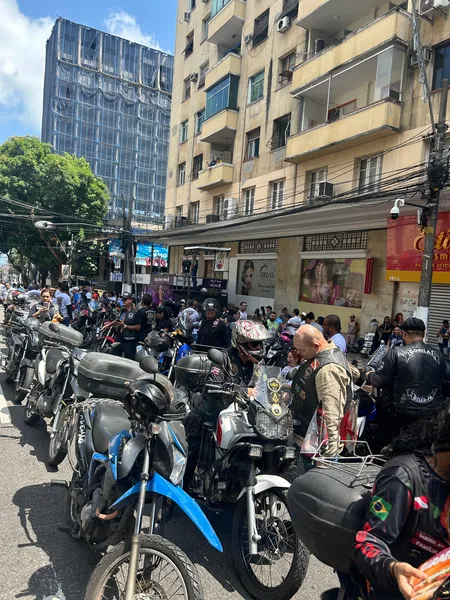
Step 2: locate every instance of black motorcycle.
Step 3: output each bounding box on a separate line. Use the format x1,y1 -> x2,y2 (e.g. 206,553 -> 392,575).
11,317 -> 41,404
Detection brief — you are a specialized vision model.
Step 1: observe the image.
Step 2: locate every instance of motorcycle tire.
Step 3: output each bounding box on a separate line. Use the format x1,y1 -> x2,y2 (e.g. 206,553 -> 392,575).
232,488 -> 309,600
84,534 -> 204,600
13,366 -> 34,405
47,406 -> 69,466
4,350 -> 15,383
23,396 -> 40,425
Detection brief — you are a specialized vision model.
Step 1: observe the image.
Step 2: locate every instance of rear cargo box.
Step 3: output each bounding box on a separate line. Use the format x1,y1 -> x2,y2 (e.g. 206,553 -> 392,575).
78,353 -> 145,399
287,462 -> 382,575
38,322 -> 84,348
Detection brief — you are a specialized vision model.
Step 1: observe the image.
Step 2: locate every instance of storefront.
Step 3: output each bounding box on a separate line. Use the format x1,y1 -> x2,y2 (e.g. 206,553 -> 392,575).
387,211 -> 450,345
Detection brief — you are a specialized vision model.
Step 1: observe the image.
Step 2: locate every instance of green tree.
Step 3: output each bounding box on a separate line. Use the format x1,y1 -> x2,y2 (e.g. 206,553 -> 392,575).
0,136 -> 109,284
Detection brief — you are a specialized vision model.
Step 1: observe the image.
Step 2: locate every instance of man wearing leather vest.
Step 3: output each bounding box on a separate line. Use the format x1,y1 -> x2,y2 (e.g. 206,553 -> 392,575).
292,325 -> 358,458
366,317 -> 446,448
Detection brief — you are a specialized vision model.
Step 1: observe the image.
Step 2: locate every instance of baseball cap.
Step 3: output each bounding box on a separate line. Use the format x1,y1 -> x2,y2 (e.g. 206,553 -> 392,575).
123,293 -> 133,300
401,317 -> 426,332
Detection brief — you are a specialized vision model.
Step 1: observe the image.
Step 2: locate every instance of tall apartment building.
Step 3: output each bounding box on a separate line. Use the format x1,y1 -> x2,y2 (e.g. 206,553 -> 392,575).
42,18 -> 173,223
162,0 -> 450,339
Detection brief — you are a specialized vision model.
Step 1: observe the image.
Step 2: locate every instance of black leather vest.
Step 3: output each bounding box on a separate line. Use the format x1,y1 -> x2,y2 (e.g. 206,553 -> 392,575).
390,342 -> 445,416
291,347 -> 352,438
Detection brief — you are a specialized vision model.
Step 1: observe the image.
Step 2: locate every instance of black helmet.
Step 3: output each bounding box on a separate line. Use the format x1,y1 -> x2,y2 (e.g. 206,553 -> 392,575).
203,297 -> 220,313
123,376 -> 174,422
147,331 -> 171,352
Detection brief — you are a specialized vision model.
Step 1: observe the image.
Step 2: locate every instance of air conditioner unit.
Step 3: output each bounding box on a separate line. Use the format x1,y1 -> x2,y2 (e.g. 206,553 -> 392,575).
183,11 -> 191,22
277,16 -> 291,33
164,214 -> 175,230
221,150 -> 232,163
244,34 -> 253,45
434,0 -> 449,7
420,0 -> 448,13
222,197 -> 239,220
318,181 -> 334,198
206,214 -> 221,223
410,47 -> 432,67
175,215 -> 188,227
190,72 -> 198,82
314,39 -> 326,54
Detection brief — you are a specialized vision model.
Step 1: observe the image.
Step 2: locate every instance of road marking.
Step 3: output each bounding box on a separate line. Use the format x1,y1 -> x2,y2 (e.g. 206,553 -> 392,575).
0,381 -> 12,425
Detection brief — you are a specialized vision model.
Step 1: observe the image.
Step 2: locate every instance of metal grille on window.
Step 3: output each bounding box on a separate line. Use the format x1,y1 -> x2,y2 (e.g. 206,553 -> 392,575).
304,231 -> 368,252
239,239 -> 279,253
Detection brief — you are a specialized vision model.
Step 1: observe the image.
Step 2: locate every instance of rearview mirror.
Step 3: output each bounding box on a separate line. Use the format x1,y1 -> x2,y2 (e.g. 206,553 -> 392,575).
207,348 -> 225,367
49,322 -> 60,333
288,366 -> 298,381
140,355 -> 159,374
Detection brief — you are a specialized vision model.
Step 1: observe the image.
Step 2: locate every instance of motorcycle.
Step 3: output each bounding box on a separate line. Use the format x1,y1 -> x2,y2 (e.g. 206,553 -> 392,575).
64,352 -> 222,599
10,317 -> 41,404
175,349 -> 309,600
265,334 -> 291,367
23,322 -> 85,466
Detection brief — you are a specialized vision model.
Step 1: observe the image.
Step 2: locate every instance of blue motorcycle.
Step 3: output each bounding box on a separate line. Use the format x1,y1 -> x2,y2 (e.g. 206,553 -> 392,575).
65,352 -> 222,599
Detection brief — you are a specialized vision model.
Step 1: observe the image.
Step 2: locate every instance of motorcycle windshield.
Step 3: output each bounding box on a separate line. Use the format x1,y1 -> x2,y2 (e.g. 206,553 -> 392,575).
179,311 -> 193,332
252,363 -> 292,415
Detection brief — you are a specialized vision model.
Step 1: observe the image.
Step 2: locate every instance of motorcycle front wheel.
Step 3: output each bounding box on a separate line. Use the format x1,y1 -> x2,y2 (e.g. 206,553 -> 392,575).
85,534 -> 204,600
13,366 -> 34,404
232,488 -> 309,600
47,405 -> 69,466
23,387 -> 40,425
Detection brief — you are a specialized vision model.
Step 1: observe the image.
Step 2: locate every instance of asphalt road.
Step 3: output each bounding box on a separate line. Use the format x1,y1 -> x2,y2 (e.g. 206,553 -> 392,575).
0,327 -> 338,600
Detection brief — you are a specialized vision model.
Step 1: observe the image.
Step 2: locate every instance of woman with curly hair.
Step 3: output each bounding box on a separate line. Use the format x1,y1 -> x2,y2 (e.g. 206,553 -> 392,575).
240,259 -> 254,296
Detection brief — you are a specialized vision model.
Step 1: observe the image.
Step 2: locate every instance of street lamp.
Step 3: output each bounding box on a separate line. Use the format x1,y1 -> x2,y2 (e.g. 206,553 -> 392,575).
34,220 -> 56,230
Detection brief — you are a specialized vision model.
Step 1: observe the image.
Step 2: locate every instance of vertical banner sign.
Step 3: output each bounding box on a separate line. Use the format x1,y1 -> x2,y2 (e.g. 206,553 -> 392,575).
364,258 -> 375,294
61,264 -> 70,280
214,252 -> 229,272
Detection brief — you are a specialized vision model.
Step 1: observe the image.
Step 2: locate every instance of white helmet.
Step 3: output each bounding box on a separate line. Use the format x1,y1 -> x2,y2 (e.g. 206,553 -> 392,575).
232,319 -> 271,363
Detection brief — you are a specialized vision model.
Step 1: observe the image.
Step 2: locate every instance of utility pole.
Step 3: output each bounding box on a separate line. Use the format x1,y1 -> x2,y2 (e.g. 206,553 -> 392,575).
416,81 -> 449,326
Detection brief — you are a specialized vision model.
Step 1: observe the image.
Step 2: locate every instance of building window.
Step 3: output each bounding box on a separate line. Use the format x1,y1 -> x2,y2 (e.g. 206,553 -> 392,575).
280,0 -> 299,20
201,16 -> 210,43
248,71 -> 264,104
358,156 -> 383,193
205,75 -> 239,119
271,180 -> 284,210
279,52 -> 295,87
246,128 -> 260,159
192,154 -> 203,180
180,120 -> 188,143
183,77 -> 191,101
244,188 -> 255,216
272,114 -> 291,150
190,0 -> 196,9
183,32 -> 194,58
433,42 -> 450,90
195,109 -> 205,135
198,61 -> 209,89
176,206 -> 183,216
178,162 -> 186,186
190,202 -> 200,224
309,168 -> 328,198
215,195 -> 225,216
253,9 -> 269,48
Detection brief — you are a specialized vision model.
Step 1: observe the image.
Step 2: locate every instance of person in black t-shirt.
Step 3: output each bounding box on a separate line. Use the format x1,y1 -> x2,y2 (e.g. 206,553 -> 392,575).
182,255 -> 191,288
120,294 -> 142,360
196,298 -> 230,350
137,294 -> 154,342
154,306 -> 173,333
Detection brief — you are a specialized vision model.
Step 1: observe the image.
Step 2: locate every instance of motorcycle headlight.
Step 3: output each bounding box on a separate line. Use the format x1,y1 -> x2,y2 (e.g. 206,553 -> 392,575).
255,410 -> 293,440
169,448 -> 187,485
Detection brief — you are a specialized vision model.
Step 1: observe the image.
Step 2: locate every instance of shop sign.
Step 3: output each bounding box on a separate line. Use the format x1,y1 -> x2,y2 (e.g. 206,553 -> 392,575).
151,274 -> 173,286
214,251 -> 229,272
110,272 -> 123,282
237,259 -> 276,298
387,212 -> 450,283
394,282 -> 419,318
364,258 -> 375,294
132,273 -> 151,284
203,278 -> 227,290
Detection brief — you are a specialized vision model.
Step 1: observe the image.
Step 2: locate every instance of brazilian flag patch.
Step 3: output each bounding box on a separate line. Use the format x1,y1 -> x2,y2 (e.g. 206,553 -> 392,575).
370,495 -> 392,521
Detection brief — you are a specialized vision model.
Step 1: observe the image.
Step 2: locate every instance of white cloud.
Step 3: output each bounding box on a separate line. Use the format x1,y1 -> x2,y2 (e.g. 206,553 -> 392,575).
0,0 -> 53,133
104,11 -> 164,51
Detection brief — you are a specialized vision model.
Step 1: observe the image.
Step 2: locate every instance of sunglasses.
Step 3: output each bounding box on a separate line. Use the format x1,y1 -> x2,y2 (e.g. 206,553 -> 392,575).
248,342 -> 262,351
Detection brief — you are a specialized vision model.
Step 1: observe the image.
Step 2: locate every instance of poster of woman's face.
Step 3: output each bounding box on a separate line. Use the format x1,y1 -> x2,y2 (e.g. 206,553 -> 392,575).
300,258 -> 364,308
236,259 -> 277,298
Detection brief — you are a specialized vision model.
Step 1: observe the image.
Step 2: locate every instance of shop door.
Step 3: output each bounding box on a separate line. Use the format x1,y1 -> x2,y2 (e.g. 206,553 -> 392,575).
428,284 -> 450,348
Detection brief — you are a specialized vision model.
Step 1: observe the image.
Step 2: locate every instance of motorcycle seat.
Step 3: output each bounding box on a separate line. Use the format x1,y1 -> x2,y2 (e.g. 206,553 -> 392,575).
45,348 -> 66,374
92,403 -> 130,454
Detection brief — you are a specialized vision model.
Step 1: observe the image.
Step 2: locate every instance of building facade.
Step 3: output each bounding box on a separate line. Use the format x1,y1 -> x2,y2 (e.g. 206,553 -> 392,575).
160,0 -> 450,337
42,18 -> 173,224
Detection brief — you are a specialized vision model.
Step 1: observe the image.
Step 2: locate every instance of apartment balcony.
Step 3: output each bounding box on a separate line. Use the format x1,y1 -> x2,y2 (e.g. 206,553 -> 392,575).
293,9 -> 411,92
208,0 -> 246,47
297,0 -> 405,34
197,163 -> 234,190
201,109 -> 238,145
205,53 -> 241,92
286,99 -> 401,163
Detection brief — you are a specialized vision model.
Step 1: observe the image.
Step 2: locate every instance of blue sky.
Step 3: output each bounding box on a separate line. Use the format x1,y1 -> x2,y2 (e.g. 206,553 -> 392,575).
0,0 -> 177,143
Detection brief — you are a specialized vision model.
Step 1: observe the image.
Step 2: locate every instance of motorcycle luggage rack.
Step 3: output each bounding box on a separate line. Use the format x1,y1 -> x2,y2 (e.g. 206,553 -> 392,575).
312,441 -> 386,486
